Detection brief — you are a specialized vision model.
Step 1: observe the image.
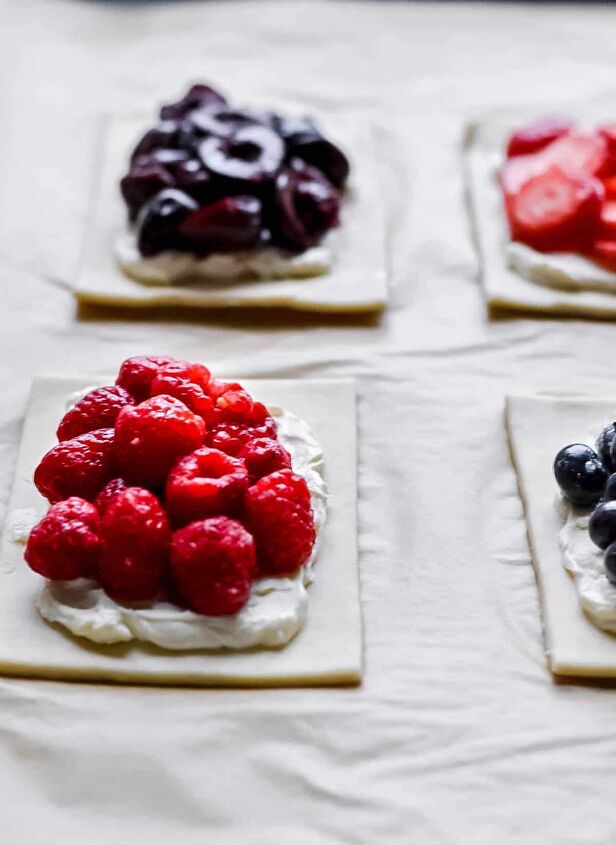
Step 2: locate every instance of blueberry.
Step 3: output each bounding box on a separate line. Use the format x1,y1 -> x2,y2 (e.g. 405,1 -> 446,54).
553,443 -> 608,507
178,196 -> 262,253
136,189 -> 198,257
274,160 -> 341,250
605,542 -> 616,586
589,501 -> 616,549
198,125 -> 284,186
131,120 -> 181,160
160,84 -> 227,120
605,474 -> 616,502
120,160 -> 174,222
596,422 -> 616,471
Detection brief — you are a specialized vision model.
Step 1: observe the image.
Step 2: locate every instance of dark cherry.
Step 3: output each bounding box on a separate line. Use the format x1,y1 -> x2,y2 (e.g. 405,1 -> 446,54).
178,196 -> 262,252
271,114 -> 319,142
136,189 -> 198,257
605,474 -> 616,502
171,157 -> 218,203
131,120 -> 181,160
189,106 -> 262,140
198,125 -> 284,186
120,160 -> 174,222
274,160 -> 341,250
286,132 -> 350,188
160,84 -> 227,120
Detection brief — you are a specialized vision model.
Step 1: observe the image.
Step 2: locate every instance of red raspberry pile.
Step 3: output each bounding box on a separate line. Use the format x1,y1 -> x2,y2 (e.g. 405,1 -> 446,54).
501,120 -> 616,265
25,356 -> 316,616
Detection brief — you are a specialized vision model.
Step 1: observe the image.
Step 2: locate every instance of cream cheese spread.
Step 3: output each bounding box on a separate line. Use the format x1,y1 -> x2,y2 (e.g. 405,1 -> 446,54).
34,405 -> 328,650
115,231 -> 334,286
507,242 -> 616,295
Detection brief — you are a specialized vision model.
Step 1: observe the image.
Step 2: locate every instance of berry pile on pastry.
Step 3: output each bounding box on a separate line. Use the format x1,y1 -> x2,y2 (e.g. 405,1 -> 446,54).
120,84 -> 349,265
24,357 -> 327,650
501,119 -> 616,267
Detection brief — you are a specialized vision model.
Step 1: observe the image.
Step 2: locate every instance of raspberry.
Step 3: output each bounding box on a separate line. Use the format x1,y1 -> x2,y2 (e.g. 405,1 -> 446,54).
244,469 -> 315,576
25,498 -> 100,580
155,360 -> 211,391
210,380 -> 269,425
150,372 -> 215,423
57,385 -> 134,441
116,355 -> 176,402
238,437 -> 292,482
95,478 -> 129,515
99,487 -> 170,602
205,417 -> 278,457
166,447 -> 249,526
34,428 -> 115,503
114,395 -> 205,488
170,516 -> 256,615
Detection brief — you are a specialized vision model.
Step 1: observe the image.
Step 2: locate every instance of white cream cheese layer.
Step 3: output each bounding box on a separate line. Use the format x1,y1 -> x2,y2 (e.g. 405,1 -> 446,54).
35,406 -> 328,650
115,231 -> 333,286
507,242 -> 616,295
558,497 -> 616,633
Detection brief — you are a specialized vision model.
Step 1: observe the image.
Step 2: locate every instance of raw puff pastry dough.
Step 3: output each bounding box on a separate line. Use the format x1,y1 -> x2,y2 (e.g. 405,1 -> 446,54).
466,114 -> 616,319
507,393 -> 616,677
0,376 -> 362,687
75,111 -> 387,313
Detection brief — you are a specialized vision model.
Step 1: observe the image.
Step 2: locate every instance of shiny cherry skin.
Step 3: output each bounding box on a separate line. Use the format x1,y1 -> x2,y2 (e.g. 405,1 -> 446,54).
553,443 -> 608,507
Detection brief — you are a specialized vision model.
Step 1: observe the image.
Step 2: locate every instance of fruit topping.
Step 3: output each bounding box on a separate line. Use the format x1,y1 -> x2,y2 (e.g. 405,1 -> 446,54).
57,386 -> 134,442
116,354 -> 176,402
198,124 -> 284,187
114,395 -> 205,489
160,84 -> 227,120
25,498 -> 100,581
34,428 -> 116,504
95,478 -> 129,515
99,488 -> 170,602
605,474 -> 616,502
596,422 -> 616,472
121,85 -> 348,256
506,118 -> 573,158
244,468 -> 315,576
599,201 -> 616,238
166,447 -> 249,526
120,159 -> 175,223
136,189 -> 198,257
27,356 -> 319,618
553,443 -> 608,507
589,501 -> 616,550
238,437 -> 292,482
275,160 -> 341,249
171,516 -> 256,615
178,196 -> 262,252
591,239 -> 616,268
605,542 -> 616,586
505,166 -> 603,252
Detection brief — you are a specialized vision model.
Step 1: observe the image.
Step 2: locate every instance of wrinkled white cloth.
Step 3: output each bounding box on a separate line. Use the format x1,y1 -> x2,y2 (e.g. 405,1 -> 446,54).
3,0 -> 616,842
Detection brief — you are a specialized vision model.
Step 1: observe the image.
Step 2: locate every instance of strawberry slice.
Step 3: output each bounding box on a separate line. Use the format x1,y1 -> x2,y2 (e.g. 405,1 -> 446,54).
541,130 -> 609,179
501,130 -> 609,198
600,201 -> 616,238
506,166 -> 604,252
506,117 -> 573,158
592,239 -> 616,269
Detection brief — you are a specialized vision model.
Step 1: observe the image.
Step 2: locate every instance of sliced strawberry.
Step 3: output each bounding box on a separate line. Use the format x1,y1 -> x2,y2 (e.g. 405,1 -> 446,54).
603,176 -> 616,198
506,117 -> 573,158
542,130 -> 609,179
506,166 -> 604,252
600,201 -> 616,238
592,239 -> 616,269
501,130 -> 609,198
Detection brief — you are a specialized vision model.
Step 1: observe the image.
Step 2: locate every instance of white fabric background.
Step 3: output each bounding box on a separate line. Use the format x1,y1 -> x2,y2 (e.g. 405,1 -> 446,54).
3,0 -> 616,841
